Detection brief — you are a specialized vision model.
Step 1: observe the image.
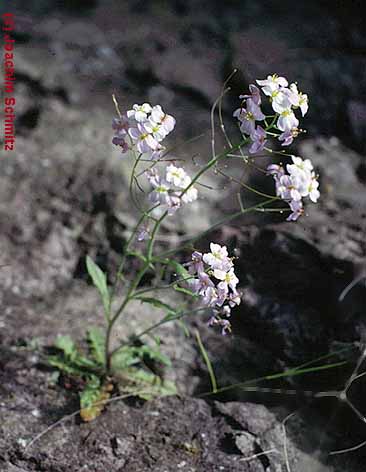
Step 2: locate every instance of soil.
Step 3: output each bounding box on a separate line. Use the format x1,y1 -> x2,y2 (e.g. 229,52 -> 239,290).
1,1 -> 366,471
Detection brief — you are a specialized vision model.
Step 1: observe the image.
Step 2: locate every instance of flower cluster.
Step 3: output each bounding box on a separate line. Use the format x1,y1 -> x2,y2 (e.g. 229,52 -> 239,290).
146,164 -> 198,215
186,243 -> 241,335
267,156 -> 320,221
233,74 -> 309,153
112,103 -> 176,159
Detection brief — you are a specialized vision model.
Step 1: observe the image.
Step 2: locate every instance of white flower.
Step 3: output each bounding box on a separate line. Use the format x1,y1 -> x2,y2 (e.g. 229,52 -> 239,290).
270,89 -> 292,114
181,186 -> 198,204
286,83 -> 301,107
165,165 -> 198,203
277,109 -> 299,132
144,120 -> 167,142
298,93 -> 309,116
127,103 -> 152,123
285,84 -> 309,116
287,156 -> 313,175
166,164 -> 188,188
213,268 -> 239,293
149,105 -> 176,136
203,243 -> 233,271
306,174 -> 320,202
256,74 -> 288,94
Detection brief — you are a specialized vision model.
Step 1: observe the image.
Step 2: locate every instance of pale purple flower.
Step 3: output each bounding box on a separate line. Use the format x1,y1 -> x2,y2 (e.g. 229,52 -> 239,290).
220,319 -> 232,335
112,135 -> 129,153
287,200 -> 304,221
136,224 -> 150,242
234,98 -> 265,135
279,128 -> 299,146
149,181 -> 170,205
185,244 -> 240,334
190,272 -> 218,306
145,168 -> 160,187
202,286 -> 219,307
166,194 -> 182,215
267,164 -> 285,178
249,125 -> 267,154
277,174 -> 302,202
129,123 -> 159,154
112,115 -> 130,152
112,116 -> 129,134
268,156 -> 320,221
148,143 -> 165,160
197,272 -> 215,292
228,289 -> 241,307
186,251 -> 204,275
207,316 -> 232,336
146,169 -> 171,205
239,84 -> 261,105
215,284 -> 228,307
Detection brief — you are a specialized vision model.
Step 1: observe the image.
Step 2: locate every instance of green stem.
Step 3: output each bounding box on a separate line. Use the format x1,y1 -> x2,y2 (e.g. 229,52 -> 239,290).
179,137 -> 249,198
110,306 -> 209,358
105,211 -> 167,373
157,197 -> 277,259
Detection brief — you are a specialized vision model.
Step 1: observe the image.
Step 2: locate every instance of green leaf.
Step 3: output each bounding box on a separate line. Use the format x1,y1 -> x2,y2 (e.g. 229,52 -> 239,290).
79,376 -> 113,422
120,368 -> 177,400
112,344 -> 172,372
50,334 -> 100,376
173,284 -> 198,298
79,375 -> 101,409
87,327 -> 106,366
138,345 -> 172,367
135,296 -> 176,314
112,346 -> 142,370
166,260 -> 190,279
54,335 -> 77,359
86,256 -> 110,316
48,355 -> 87,376
177,319 -> 190,338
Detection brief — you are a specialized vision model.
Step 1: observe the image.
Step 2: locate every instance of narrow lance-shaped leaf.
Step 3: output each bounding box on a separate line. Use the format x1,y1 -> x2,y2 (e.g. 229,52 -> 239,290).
134,296 -> 176,315
86,256 -> 110,317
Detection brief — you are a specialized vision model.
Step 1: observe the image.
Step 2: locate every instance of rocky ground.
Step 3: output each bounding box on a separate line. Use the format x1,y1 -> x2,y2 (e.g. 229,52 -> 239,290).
1,1 -> 366,471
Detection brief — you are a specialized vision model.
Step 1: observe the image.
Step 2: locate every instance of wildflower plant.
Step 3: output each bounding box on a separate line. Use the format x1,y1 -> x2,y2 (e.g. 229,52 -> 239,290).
50,72 -> 321,419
